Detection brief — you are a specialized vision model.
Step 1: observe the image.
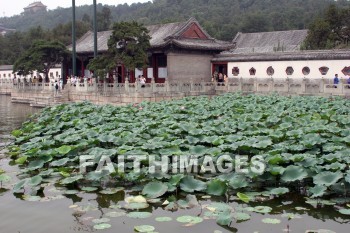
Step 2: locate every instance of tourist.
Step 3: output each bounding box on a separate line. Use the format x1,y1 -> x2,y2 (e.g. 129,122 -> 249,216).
140,75 -> 146,88
59,76 -> 63,90
218,73 -> 224,85
333,74 -> 339,88
54,80 -> 59,96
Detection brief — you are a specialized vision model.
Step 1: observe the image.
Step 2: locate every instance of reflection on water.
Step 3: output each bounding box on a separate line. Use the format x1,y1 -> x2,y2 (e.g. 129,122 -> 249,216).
0,95 -> 349,233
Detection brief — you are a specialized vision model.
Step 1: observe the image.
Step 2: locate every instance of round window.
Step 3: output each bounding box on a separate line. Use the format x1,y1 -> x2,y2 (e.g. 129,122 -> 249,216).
267,66 -> 274,76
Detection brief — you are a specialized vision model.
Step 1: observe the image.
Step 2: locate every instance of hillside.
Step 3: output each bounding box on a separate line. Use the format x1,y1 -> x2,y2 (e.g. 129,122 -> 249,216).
1,0 -> 349,40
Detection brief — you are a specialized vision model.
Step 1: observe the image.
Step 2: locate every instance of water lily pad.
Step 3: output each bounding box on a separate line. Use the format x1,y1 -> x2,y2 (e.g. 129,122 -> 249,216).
28,175 -> 42,187
124,202 -> 149,210
0,174 -> 11,183
262,218 -> 281,224
125,195 -> 147,203
81,186 -> 98,192
253,206 -> 272,214
216,211 -> 234,226
309,185 -> 327,198
127,212 -> 152,219
237,192 -> 250,203
338,208 -> 350,215
60,175 -> 83,185
180,176 -> 207,193
234,212 -> 251,221
313,171 -> 343,187
176,215 -> 203,225
55,145 -> 72,155
142,182 -> 168,198
134,225 -> 155,232
206,179 -> 227,196
105,211 -> 126,218
269,187 -> 289,196
93,223 -> 111,230
281,165 -> 307,182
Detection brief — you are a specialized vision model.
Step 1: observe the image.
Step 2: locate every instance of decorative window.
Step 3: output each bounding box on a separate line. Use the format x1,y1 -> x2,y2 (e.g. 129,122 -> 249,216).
285,67 -> 294,75
249,67 -> 256,76
3,74 -> 6,77
319,66 -> 329,75
302,67 -> 310,75
232,67 -> 240,76
342,66 -> 350,76
267,66 -> 274,76
50,72 -> 53,77
8,73 -> 11,78
56,71 -> 59,77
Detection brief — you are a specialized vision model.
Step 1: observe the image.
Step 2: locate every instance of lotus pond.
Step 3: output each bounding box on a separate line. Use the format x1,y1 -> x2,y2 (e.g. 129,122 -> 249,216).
0,94 -> 350,233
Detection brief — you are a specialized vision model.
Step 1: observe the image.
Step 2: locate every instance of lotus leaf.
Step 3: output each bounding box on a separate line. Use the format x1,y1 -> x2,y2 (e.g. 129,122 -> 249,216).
134,225 -> 155,232
281,165 -> 307,182
127,212 -> 152,219
206,179 -> 227,196
93,223 -> 111,230
180,176 -> 207,193
262,218 -> 281,224
142,181 -> 168,198
313,171 -> 343,187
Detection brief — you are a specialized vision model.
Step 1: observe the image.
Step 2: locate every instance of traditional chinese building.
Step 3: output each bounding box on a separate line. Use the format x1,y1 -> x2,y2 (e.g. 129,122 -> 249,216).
23,2 -> 47,14
212,30 -> 350,79
68,18 -> 233,83
0,25 -> 15,36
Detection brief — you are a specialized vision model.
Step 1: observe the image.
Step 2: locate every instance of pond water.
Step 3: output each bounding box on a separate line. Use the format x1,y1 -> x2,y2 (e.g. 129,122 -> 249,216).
0,95 -> 349,233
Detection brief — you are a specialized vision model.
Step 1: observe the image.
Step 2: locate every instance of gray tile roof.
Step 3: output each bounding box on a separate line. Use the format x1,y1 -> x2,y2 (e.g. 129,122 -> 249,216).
0,65 -> 13,71
213,49 -> 350,62
226,30 -> 309,54
70,18 -> 232,54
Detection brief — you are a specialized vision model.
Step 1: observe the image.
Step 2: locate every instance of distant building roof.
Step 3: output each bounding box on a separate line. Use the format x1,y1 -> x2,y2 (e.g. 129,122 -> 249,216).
24,1 -> 47,9
225,30 -> 309,54
213,49 -> 350,62
69,18 -> 233,54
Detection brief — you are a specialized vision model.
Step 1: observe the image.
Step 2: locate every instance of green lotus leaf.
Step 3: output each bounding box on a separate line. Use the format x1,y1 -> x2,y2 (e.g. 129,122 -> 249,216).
28,175 -> 42,187
50,158 -> 70,167
15,156 -> 28,165
281,165 -> 308,182
206,179 -> 227,196
338,208 -> 350,215
229,174 -> 248,189
60,174 -> 83,185
27,159 -> 45,171
309,185 -> 327,198
64,190 -> 80,195
127,212 -> 152,219
124,202 -> 149,210
180,176 -> 207,193
93,223 -> 111,230
189,145 -> 208,155
313,171 -> 343,187
216,210 -> 234,226
169,174 -> 184,186
176,215 -> 203,225
11,129 -> 23,137
262,218 -> 281,224
134,225 -> 155,232
269,187 -> 289,196
142,181 -> 168,198
237,192 -> 250,203
253,206 -> 272,214
234,212 -> 251,221
0,174 -> 11,183
13,179 -> 27,193
86,170 -> 110,181
55,145 -> 72,155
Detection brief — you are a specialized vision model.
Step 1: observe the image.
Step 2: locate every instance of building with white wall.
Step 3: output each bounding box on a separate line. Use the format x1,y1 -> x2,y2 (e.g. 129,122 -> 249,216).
212,30 -> 350,80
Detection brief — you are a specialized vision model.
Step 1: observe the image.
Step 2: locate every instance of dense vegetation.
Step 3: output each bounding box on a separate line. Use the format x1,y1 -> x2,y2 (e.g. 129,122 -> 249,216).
9,94 -> 350,198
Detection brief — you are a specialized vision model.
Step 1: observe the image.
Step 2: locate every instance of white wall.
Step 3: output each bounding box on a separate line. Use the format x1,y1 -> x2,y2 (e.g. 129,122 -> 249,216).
227,60 -> 350,81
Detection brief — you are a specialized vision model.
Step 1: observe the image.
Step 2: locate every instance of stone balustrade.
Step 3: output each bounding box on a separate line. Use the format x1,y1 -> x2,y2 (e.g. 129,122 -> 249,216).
1,77 -> 349,106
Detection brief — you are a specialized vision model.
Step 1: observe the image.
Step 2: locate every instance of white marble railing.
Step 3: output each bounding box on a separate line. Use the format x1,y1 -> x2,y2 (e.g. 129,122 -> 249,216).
1,77 -> 350,96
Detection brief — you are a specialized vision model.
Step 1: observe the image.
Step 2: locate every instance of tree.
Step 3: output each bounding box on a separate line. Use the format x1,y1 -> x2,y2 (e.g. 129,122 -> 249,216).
88,21 -> 151,80
97,6 -> 112,31
13,40 -> 69,82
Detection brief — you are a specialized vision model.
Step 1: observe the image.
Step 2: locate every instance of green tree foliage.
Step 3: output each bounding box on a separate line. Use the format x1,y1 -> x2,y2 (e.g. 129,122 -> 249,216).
97,6 -> 112,31
303,4 -> 350,49
88,21 -> 151,79
13,40 -> 69,82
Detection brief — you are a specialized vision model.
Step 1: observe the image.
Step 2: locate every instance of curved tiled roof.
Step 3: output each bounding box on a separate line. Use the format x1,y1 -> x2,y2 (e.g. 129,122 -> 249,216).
69,18 -> 232,54
225,30 -> 309,54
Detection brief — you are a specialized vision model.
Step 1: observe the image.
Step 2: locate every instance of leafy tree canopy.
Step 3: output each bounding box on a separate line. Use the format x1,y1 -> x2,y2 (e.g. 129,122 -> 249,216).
13,40 -> 69,81
88,21 -> 151,78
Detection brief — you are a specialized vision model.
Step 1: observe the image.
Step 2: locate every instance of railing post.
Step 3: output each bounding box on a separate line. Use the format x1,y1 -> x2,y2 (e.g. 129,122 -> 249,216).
319,78 -> 325,93
125,77 -> 129,93
301,78 -> 307,94
239,77 -> 243,91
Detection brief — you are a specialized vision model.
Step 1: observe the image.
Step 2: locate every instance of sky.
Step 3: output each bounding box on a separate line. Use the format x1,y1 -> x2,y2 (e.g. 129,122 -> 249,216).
0,0 -> 151,17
